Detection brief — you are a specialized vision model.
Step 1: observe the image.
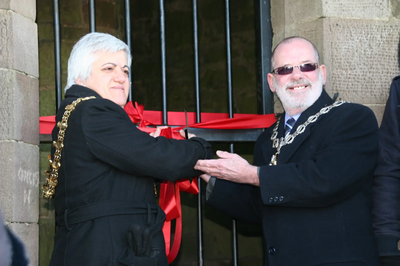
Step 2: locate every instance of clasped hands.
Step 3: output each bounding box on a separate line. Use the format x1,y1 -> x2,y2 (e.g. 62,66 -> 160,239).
195,150 -> 259,186
150,128 -> 259,186
149,126 -> 195,139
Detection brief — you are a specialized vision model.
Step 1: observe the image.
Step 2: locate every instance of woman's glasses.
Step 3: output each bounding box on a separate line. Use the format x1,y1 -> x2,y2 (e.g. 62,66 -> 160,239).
271,63 -> 319,75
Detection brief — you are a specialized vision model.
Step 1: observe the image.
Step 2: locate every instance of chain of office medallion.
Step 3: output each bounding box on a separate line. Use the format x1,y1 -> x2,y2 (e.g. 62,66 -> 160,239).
270,100 -> 347,156
43,96 -> 96,199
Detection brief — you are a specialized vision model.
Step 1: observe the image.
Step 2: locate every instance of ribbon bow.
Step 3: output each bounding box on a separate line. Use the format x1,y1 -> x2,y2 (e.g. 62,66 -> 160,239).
124,101 -> 156,128
126,102 -> 196,263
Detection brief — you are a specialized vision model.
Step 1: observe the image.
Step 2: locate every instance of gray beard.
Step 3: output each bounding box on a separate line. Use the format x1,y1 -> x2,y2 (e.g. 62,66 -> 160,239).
274,71 -> 323,114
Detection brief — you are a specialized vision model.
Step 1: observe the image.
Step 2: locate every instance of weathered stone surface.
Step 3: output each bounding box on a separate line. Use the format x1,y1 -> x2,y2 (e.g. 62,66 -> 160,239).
0,141 -> 39,223
392,0 -> 400,18
0,10 -> 12,68
0,69 -> 39,144
324,18 -> 399,105
322,0 -> 390,19
367,104 -> 386,125
271,0 -> 390,29
12,11 -> 38,77
284,0 -> 323,25
0,0 -> 36,20
7,222 -> 39,266
0,10 -> 38,77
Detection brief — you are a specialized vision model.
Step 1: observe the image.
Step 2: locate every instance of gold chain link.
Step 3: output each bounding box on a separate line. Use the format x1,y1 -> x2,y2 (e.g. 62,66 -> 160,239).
269,100 -> 346,166
43,96 -> 96,199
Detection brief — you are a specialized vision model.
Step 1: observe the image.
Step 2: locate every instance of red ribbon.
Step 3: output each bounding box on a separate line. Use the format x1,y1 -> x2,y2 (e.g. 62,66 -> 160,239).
39,101 -> 276,263
159,179 -> 199,263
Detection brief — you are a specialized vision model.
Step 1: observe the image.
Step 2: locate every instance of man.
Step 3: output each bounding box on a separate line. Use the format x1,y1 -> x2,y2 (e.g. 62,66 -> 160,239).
195,36 -> 380,265
371,39 -> 400,266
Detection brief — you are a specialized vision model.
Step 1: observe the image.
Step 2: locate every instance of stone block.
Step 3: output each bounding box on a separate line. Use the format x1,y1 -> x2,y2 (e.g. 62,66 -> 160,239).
7,222 -> 38,266
0,10 -> 38,77
0,69 -> 39,144
270,0 -> 285,35
323,18 -> 399,105
0,10 -> 12,66
366,103 -> 386,126
284,0 -> 323,26
0,0 -> 36,20
392,0 -> 400,18
0,142 -> 39,223
322,0 -> 390,19
271,0 -> 390,29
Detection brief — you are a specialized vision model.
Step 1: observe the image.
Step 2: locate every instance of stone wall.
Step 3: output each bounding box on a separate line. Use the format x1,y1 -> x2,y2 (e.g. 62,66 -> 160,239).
271,0 -> 400,120
32,0 -> 400,266
0,0 -> 39,265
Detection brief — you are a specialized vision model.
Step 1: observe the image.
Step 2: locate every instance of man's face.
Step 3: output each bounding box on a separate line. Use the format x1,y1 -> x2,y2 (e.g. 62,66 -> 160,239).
78,50 -> 130,108
267,39 -> 326,116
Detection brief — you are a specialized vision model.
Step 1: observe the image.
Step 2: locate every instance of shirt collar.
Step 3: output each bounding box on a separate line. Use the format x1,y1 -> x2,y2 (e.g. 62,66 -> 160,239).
284,112 -> 301,124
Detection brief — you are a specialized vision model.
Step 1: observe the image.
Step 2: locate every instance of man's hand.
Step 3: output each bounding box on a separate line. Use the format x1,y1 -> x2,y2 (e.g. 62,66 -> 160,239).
199,174 -> 211,183
195,150 -> 259,186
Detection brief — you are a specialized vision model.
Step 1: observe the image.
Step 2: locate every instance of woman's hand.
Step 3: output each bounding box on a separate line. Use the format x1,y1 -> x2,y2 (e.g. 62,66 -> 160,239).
149,126 -> 168,138
179,129 -> 196,139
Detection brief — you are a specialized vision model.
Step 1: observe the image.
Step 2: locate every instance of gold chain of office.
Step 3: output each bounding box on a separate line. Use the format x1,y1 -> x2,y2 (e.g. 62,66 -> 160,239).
269,100 -> 347,166
43,96 -> 96,199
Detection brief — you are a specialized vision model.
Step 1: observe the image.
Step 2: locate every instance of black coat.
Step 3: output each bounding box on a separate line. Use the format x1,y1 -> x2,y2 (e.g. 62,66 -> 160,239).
372,76 -> 400,256
49,85 -> 213,266
207,90 -> 380,265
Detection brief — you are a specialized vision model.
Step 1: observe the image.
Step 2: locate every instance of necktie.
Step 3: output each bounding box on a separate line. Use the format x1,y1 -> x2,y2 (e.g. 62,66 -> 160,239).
285,118 -> 295,136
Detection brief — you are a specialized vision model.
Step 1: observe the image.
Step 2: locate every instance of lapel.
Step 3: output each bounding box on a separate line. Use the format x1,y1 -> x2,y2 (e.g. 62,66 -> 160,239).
276,90 -> 334,164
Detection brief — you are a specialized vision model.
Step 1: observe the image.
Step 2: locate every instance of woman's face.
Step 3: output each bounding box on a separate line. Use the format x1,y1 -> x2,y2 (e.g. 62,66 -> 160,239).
79,50 -> 130,107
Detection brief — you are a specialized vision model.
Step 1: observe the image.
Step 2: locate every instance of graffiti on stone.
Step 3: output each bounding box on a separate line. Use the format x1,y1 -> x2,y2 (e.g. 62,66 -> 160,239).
17,167 -> 39,188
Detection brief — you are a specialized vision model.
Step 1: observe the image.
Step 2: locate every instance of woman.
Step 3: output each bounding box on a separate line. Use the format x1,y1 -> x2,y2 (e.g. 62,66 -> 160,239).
45,32 -> 213,266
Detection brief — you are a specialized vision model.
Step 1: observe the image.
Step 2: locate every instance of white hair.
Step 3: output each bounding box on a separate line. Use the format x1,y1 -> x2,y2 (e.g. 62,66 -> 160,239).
65,32 -> 132,92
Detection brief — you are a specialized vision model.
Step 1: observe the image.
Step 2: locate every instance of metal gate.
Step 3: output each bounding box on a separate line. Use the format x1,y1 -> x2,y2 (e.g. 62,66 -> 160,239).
41,0 -> 273,265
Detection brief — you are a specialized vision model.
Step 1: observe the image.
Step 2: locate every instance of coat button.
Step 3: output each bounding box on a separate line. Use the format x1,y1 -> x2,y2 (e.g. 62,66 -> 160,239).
268,247 -> 276,255
274,197 -> 279,202
279,196 -> 284,201
269,197 -> 273,203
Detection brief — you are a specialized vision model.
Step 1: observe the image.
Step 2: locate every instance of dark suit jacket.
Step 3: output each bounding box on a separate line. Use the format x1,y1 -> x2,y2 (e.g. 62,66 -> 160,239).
372,76 -> 400,256
49,85 -> 213,266
207,90 -> 380,266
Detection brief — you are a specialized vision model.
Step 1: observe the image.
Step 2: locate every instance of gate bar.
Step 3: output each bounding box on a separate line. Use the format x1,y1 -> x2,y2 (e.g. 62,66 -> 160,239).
53,0 -> 62,110
192,0 -> 204,265
255,0 -> 274,114
89,0 -> 96,32
159,0 -> 168,125
224,1 -> 239,265
125,0 -> 133,101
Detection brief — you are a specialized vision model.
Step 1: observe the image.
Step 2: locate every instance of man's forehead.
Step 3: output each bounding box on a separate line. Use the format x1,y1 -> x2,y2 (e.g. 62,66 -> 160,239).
274,39 -> 316,64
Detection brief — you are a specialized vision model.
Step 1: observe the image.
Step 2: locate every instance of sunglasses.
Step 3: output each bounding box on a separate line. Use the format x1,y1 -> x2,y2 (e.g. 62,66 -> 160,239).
271,63 -> 319,75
